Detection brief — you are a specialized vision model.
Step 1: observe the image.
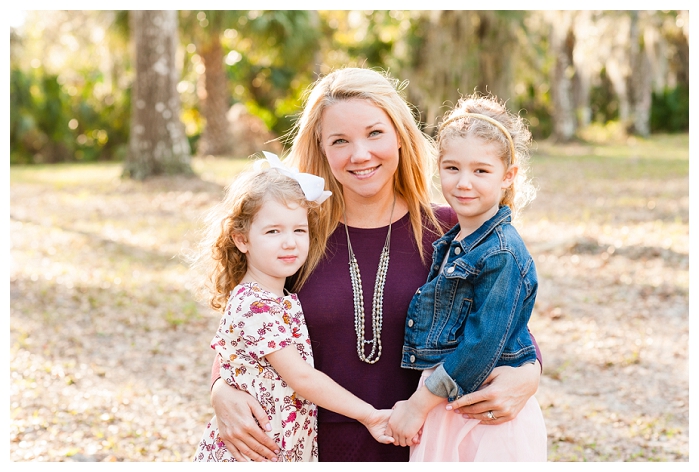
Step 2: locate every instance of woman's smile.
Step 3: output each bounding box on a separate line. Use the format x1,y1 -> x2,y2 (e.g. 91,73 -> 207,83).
349,165 -> 380,178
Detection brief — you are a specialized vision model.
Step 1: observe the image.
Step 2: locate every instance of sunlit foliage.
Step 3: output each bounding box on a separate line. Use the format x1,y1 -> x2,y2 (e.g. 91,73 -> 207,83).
9,10 -> 689,164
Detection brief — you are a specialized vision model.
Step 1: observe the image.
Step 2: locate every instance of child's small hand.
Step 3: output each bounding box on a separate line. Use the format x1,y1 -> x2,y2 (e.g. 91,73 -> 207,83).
361,408 -> 395,444
387,400 -> 426,447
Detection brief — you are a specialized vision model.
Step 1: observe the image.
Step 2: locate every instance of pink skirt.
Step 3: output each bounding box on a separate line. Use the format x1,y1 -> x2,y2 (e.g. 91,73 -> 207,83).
409,369 -> 547,462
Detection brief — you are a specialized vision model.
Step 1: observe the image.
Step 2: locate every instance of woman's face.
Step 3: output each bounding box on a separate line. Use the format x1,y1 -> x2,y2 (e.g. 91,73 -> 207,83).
320,99 -> 401,203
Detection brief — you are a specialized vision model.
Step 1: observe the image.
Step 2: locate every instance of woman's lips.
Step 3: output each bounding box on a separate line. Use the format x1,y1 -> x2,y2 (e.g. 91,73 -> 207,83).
349,165 -> 379,178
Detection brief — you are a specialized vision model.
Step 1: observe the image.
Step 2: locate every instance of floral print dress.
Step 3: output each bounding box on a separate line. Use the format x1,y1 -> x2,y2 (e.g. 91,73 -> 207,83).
193,282 -> 318,462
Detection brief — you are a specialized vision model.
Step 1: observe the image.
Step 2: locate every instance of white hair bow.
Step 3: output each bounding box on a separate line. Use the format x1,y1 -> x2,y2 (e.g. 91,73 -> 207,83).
258,151 -> 332,204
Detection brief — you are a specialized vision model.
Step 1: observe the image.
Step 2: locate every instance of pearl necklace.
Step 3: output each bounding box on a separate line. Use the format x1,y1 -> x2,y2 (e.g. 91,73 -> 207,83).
344,197 -> 395,364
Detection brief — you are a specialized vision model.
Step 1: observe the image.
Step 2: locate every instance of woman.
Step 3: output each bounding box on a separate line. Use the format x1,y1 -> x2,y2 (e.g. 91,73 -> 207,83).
208,68 -> 541,462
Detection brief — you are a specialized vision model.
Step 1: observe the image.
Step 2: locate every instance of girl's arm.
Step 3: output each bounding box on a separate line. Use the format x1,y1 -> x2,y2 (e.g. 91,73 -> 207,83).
207,292 -> 286,462
387,384 -> 442,447
397,252 -> 538,433
425,252 -> 535,398
265,345 -> 394,444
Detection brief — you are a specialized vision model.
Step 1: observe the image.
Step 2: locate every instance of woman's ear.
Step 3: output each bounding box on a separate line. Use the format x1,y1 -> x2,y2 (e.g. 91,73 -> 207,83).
233,233 -> 248,253
502,164 -> 519,189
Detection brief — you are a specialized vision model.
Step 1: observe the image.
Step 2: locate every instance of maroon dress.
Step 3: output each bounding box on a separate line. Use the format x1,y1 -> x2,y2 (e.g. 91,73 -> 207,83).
210,206 -> 541,461
287,206 -> 455,461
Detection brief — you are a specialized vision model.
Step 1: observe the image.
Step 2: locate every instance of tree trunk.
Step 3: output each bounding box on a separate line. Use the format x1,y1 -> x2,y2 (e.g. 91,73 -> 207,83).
475,11 -> 516,100
124,10 -> 192,180
572,10 -> 593,128
403,11 -> 478,130
603,13 -> 631,125
628,11 -> 652,136
549,11 -> 576,142
196,16 -> 234,157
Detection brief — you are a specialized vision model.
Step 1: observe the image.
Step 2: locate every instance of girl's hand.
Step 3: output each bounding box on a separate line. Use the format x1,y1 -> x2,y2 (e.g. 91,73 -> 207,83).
446,362 -> 540,425
386,400 -> 425,447
210,380 -> 280,461
360,409 -> 395,444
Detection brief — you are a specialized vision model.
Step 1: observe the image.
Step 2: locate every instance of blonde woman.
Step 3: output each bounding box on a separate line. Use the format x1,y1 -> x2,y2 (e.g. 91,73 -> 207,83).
208,68 -> 542,462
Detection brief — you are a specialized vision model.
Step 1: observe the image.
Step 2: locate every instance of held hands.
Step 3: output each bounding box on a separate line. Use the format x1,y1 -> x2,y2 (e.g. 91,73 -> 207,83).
359,408 -> 395,444
386,400 -> 425,447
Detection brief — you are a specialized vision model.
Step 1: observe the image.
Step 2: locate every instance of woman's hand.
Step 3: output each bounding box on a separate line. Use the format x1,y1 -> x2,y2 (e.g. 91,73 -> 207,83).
446,362 -> 540,425
210,379 -> 280,461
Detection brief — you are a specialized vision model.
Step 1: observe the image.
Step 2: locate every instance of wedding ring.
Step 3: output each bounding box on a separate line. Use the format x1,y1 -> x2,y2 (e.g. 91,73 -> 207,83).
486,410 -> 496,420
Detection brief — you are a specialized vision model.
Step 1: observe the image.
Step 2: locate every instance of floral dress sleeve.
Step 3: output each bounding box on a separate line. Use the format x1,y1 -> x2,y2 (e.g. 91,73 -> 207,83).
212,284 -> 296,389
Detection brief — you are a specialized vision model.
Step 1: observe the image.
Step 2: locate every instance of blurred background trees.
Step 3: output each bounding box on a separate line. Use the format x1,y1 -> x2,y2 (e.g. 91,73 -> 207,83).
9,10 -> 690,170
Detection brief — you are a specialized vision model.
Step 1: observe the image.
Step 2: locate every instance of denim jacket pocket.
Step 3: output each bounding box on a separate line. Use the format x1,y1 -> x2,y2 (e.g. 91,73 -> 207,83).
446,296 -> 473,344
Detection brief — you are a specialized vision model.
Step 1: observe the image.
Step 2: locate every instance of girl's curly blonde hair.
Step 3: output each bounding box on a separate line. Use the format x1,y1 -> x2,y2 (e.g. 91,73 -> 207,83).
437,93 -> 536,218
190,166 -> 323,312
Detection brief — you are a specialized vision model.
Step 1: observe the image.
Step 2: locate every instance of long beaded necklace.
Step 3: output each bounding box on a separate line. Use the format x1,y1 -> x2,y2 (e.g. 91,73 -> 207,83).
343,196 -> 395,364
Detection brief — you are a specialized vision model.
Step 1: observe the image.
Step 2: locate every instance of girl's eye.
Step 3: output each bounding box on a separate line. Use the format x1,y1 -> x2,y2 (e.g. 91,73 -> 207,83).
295,228 -> 307,233
266,229 -> 279,234
369,130 -> 383,137
331,138 -> 348,145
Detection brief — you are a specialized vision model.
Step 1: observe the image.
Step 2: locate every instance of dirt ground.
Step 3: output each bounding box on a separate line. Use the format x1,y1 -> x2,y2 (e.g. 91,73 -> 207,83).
9,135 -> 689,461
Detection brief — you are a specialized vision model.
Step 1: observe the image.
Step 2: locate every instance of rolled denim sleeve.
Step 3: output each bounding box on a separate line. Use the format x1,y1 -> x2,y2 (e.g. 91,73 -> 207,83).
438,251 -> 537,400
424,364 -> 460,399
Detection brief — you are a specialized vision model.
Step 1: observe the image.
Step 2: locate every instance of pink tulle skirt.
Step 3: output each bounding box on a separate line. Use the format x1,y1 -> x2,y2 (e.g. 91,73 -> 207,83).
410,369 -> 547,462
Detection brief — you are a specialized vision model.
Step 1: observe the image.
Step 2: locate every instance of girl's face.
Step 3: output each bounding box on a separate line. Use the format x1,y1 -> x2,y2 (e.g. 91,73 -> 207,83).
439,135 -> 517,236
320,99 -> 401,204
234,198 -> 309,290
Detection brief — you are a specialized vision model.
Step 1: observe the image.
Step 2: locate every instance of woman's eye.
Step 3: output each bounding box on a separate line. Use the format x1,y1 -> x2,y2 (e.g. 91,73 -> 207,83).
332,138 -> 348,145
369,130 -> 383,137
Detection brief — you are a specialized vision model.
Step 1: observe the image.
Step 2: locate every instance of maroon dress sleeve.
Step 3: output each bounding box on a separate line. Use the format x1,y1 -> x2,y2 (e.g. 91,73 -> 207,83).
529,330 -> 543,372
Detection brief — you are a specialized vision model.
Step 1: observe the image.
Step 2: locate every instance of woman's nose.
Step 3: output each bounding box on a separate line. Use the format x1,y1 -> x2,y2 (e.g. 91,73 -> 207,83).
350,142 -> 371,163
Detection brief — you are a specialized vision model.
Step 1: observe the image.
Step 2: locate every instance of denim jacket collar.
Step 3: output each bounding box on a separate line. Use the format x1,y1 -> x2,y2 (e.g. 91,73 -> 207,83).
436,206 -> 512,254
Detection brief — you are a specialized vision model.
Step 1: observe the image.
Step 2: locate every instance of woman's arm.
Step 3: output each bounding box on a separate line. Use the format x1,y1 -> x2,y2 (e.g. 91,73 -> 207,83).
209,359 -> 281,462
446,361 -> 540,425
445,317 -> 542,425
265,346 -> 394,444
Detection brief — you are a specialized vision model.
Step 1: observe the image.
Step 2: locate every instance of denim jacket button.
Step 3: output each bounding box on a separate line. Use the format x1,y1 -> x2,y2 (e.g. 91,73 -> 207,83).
410,355 -> 416,363
408,319 -> 414,327
454,247 -> 461,255
447,266 -> 455,274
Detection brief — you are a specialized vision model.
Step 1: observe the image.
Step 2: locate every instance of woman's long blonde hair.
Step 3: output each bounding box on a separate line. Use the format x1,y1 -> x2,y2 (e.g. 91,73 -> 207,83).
284,67 -> 442,263
191,167 -> 324,312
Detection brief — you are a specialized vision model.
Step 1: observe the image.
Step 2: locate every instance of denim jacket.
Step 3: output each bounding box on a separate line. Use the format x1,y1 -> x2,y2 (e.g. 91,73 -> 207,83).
401,206 -> 537,401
